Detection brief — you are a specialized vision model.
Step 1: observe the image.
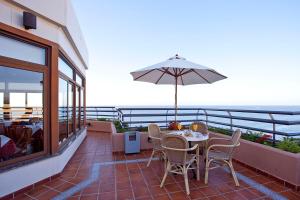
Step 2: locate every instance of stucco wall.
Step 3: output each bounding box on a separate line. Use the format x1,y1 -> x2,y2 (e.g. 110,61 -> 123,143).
0,0 -> 88,75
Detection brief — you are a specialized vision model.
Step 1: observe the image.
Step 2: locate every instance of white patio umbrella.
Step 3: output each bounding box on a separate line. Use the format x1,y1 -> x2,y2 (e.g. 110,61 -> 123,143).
130,54 -> 227,122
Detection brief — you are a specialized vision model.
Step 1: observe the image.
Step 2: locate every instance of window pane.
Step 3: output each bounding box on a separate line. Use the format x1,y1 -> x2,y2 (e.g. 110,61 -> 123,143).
59,58 -> 73,79
76,86 -> 80,131
68,83 -> 74,136
0,66 -> 44,163
76,74 -> 82,86
80,88 -> 84,127
10,93 -> 25,107
0,92 -> 3,107
0,34 -> 46,65
59,78 -> 68,144
28,93 -> 43,107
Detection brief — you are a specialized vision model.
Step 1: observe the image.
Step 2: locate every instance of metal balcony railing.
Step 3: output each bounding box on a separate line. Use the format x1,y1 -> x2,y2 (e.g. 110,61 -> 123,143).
85,106 -> 300,145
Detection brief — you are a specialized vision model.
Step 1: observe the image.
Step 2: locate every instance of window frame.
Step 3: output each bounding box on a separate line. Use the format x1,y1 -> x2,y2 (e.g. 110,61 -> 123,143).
0,30 -> 50,168
58,52 -> 86,148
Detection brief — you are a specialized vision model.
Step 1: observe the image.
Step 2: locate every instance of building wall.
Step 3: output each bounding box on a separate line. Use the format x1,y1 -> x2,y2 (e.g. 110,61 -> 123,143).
0,0 -> 88,75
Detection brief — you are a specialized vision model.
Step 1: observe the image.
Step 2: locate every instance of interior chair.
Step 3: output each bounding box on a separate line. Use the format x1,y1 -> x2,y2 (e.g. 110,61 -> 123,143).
160,134 -> 199,195
147,123 -> 165,167
204,129 -> 241,186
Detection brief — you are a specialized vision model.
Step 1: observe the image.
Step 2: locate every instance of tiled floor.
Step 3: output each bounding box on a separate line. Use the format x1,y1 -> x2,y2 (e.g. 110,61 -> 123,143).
12,132 -> 300,200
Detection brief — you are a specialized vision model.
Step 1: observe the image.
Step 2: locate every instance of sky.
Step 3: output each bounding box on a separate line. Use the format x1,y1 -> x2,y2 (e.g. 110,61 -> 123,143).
72,0 -> 300,106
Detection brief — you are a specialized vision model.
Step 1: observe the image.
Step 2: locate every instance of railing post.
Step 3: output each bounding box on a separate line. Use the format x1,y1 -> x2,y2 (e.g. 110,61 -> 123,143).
196,109 -> 200,121
269,113 -> 276,146
227,111 -> 233,131
204,110 -> 208,126
95,107 -> 99,120
166,109 -> 169,128
129,109 -> 132,128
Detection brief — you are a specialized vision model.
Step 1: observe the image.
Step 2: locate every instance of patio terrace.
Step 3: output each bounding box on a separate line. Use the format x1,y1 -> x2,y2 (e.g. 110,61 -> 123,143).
7,131 -> 300,200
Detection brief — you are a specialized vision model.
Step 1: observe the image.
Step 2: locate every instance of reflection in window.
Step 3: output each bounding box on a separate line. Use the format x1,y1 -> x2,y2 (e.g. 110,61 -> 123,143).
80,88 -> 84,127
76,74 -> 82,86
10,93 -> 26,107
59,58 -> 73,79
68,83 -> 74,136
28,93 -> 43,107
0,34 -> 46,65
59,78 -> 68,143
0,66 -> 44,162
76,86 -> 80,131
0,93 -> 3,107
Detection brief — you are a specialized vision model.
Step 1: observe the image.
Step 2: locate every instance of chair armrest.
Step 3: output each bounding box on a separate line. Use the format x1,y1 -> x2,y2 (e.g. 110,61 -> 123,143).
209,137 -> 232,142
207,142 -> 240,153
162,144 -> 199,152
149,135 -> 161,140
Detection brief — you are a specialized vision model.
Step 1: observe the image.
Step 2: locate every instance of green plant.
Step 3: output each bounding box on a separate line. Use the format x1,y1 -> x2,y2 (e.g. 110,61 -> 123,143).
113,120 -> 129,133
97,118 -> 108,121
277,138 -> 300,153
136,126 -> 148,132
241,131 -> 262,142
208,127 -> 232,136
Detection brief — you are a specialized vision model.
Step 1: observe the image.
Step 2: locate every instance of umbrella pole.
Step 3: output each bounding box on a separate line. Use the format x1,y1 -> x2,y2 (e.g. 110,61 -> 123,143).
175,77 -> 178,123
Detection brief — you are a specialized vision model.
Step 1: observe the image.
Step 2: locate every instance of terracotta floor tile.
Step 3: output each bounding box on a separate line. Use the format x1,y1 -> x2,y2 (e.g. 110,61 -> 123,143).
54,182 -> 76,192
117,181 -> 131,190
208,195 -> 227,200
43,178 -> 66,189
99,183 -> 115,193
117,189 -> 134,200
237,188 -> 260,200
148,185 -> 167,196
25,185 -> 50,198
214,183 -> 233,194
81,184 -> 100,195
13,194 -> 33,200
66,197 -> 79,200
264,182 -> 289,193
98,191 -> 115,200
280,190 -> 300,200
169,191 -> 190,200
189,188 -> 206,199
132,186 -> 150,198
163,183 -> 182,193
198,186 -> 220,197
223,191 -> 247,200
36,189 -> 60,200
80,194 -> 99,200
251,176 -> 273,184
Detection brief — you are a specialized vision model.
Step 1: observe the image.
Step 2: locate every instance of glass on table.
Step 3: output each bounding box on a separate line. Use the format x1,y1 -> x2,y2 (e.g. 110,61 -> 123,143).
192,124 -> 198,132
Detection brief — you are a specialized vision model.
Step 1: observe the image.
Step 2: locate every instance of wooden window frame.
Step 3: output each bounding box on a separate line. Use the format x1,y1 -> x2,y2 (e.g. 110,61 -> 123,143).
58,52 -> 86,149
0,25 -> 53,168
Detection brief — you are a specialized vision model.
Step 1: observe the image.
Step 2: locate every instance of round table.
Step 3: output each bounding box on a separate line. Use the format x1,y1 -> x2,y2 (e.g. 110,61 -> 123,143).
168,130 -> 209,142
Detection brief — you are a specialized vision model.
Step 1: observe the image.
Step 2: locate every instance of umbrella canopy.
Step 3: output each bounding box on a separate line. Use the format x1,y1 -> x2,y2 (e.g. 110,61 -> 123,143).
130,54 -> 227,121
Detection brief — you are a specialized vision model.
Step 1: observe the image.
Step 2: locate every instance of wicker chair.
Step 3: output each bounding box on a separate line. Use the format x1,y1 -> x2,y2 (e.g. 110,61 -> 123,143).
147,124 -> 165,167
160,134 -> 199,195
204,129 -> 241,186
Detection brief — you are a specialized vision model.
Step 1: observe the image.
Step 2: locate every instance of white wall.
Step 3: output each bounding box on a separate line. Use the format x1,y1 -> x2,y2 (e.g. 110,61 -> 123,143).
0,130 -> 87,198
0,0 -> 88,74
